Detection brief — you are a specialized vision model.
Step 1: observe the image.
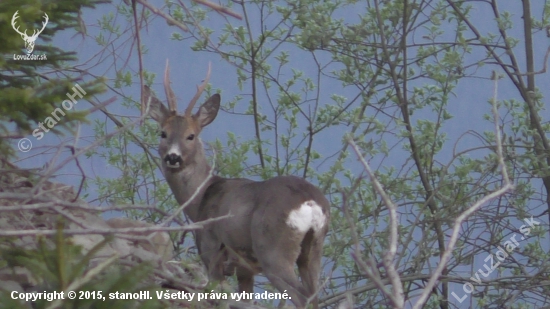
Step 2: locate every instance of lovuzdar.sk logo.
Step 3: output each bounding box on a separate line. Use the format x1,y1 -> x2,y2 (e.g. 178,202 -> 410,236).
11,10 -> 49,57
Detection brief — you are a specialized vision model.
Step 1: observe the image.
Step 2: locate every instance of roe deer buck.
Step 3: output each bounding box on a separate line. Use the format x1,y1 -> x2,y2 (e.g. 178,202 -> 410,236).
144,62 -> 330,308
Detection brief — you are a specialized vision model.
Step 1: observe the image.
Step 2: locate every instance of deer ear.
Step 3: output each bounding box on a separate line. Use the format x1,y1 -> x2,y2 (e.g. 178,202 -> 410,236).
196,94 -> 220,127
144,85 -> 170,123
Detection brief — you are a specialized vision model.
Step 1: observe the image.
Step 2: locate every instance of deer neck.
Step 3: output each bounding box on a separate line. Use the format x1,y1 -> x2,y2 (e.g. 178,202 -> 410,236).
163,146 -> 214,222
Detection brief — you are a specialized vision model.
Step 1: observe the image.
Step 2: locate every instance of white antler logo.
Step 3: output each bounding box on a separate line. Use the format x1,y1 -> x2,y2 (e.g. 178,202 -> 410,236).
11,11 -> 49,54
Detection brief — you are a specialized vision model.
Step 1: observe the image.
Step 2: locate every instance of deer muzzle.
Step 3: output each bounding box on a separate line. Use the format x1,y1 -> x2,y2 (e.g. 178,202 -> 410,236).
164,153 -> 183,168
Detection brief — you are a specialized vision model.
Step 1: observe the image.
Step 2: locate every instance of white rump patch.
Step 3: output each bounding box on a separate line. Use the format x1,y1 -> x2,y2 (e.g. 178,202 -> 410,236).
286,200 -> 326,233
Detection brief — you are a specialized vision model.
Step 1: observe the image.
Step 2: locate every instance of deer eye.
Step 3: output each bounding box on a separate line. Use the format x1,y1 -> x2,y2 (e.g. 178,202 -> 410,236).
187,134 -> 195,141
160,131 -> 167,138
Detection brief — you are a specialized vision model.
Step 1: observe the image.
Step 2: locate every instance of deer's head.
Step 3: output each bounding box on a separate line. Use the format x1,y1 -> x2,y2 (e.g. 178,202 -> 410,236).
11,11 -> 48,54
144,62 -> 220,171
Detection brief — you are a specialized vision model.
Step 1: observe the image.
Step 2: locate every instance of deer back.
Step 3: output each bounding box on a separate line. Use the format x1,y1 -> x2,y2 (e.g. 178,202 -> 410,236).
196,175 -> 330,270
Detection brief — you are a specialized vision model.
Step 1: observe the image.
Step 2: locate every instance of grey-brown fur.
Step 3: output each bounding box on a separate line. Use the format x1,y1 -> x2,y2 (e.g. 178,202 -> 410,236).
144,65 -> 330,308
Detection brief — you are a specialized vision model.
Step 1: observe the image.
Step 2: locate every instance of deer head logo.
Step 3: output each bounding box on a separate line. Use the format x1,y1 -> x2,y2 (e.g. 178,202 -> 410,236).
11,11 -> 49,54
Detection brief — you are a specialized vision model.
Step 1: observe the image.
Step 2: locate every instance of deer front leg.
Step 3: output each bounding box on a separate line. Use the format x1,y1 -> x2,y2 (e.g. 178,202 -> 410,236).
197,231 -> 226,282
236,266 -> 255,294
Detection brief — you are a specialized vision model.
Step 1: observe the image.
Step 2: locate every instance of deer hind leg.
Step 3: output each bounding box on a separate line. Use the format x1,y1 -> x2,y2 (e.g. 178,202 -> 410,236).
253,235 -> 309,308
261,259 -> 308,308
297,230 -> 323,309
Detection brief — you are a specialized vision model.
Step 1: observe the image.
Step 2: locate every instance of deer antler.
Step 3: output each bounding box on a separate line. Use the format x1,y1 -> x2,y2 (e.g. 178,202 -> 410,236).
185,62 -> 212,117
11,11 -> 26,37
164,59 -> 178,112
35,13 -> 49,37
11,11 -> 48,38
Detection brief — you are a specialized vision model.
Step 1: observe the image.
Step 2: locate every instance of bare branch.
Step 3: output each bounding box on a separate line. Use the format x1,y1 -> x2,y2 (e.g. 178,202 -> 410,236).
515,46 -> 550,76
132,0 -> 146,119
339,183 -> 394,302
0,214 -> 230,237
31,101 -> 150,195
192,0 -> 242,20
160,151 -> 216,227
135,0 -> 189,32
46,254 -> 119,309
66,145 -> 85,202
348,138 -> 404,308
134,0 -> 241,34
411,75 -> 514,309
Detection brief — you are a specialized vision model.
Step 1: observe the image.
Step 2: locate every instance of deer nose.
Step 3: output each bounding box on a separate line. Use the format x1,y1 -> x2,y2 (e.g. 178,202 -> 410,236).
164,153 -> 183,168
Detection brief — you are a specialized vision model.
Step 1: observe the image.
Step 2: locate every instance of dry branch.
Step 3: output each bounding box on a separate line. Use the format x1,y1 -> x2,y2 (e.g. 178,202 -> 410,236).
348,139 -> 404,308
411,74 -> 514,309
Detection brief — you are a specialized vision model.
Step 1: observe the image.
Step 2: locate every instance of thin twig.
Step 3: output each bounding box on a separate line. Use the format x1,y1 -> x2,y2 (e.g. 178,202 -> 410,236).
46,254 -> 119,309
0,214 -> 230,237
348,138 -> 404,308
66,145 -> 85,202
193,0 -> 242,20
135,0 -> 189,32
515,46 -> 550,76
341,185 -> 393,299
132,0 -> 146,118
411,74 -> 514,309
160,152 -> 216,227
87,96 -> 161,172
31,102 -> 151,196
